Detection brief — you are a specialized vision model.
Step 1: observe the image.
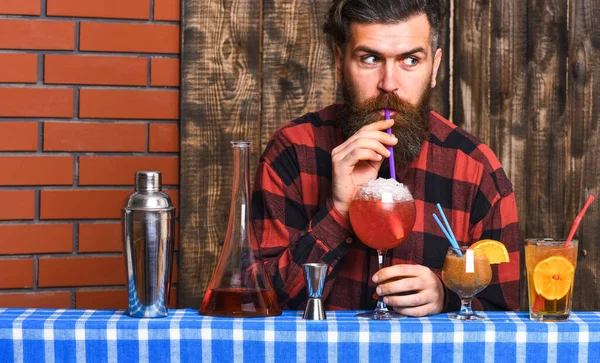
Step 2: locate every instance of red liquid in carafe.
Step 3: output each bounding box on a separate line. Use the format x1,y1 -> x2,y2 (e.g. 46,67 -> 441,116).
200,287 -> 281,317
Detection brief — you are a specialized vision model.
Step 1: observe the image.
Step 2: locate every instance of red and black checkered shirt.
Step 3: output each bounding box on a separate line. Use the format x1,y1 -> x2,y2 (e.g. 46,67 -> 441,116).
252,104 -> 520,312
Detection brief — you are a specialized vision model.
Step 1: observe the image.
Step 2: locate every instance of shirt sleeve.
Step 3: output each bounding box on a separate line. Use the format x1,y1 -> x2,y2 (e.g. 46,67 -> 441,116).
443,172 -> 521,312
252,144 -> 353,309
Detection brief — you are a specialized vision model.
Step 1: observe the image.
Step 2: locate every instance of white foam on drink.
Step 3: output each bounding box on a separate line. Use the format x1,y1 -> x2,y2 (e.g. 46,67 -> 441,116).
357,178 -> 413,202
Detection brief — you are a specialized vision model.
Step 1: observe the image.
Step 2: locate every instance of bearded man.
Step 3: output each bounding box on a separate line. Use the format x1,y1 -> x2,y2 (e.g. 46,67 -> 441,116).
252,0 -> 520,317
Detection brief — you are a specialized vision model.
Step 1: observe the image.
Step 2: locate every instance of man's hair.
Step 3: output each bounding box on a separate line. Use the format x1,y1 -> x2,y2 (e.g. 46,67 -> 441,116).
323,0 -> 444,51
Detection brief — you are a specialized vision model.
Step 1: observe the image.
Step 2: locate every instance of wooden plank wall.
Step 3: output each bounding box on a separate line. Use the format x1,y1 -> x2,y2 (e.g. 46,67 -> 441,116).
180,0 -> 600,310
179,0 -> 262,308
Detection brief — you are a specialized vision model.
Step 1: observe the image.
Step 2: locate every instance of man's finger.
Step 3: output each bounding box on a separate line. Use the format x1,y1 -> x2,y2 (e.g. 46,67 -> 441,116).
341,149 -> 385,168
334,138 -> 392,163
335,118 -> 394,154
373,264 -> 425,283
376,277 -> 421,296
383,291 -> 429,308
333,129 -> 397,156
360,118 -> 394,131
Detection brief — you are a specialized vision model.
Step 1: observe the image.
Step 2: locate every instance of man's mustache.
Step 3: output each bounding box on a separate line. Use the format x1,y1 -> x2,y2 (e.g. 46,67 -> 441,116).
348,93 -> 416,115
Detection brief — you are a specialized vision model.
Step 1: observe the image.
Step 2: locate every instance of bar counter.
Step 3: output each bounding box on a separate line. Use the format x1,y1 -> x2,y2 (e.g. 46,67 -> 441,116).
0,308 -> 598,362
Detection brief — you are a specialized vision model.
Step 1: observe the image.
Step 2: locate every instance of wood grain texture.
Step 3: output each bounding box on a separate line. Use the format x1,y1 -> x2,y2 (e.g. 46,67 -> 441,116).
429,0 -> 451,119
179,0 -> 261,308
452,0 -> 491,142
489,0 -> 529,311
526,0 -> 568,240
567,0 -> 600,311
261,0 -> 337,152
489,1 -> 528,183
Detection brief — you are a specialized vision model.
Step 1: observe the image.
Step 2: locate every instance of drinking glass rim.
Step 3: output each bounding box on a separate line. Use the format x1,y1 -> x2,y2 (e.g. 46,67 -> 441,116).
525,238 -> 578,247
447,246 -> 469,252
353,183 -> 414,202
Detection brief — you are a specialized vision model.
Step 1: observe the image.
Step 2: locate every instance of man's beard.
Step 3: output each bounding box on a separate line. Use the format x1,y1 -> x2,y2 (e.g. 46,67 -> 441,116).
337,80 -> 431,175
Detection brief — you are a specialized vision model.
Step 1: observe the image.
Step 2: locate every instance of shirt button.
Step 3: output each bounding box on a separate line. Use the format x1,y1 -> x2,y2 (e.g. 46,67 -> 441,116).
345,237 -> 353,244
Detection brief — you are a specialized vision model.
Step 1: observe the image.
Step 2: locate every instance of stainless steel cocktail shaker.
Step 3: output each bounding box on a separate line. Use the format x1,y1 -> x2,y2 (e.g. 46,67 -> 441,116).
122,171 -> 175,318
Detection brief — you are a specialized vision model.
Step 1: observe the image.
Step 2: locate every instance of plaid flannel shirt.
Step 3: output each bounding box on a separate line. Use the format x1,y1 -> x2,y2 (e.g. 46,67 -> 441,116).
252,104 -> 520,312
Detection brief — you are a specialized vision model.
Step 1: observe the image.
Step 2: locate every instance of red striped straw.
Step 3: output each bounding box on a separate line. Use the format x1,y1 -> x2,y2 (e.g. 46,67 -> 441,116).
385,109 -> 396,180
564,195 -> 595,247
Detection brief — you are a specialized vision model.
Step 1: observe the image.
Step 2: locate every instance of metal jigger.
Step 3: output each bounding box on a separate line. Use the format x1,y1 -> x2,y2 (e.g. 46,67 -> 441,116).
302,263 -> 327,320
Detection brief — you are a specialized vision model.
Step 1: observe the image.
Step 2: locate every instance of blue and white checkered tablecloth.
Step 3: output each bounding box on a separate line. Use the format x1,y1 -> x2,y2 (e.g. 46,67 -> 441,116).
0,308 -> 598,363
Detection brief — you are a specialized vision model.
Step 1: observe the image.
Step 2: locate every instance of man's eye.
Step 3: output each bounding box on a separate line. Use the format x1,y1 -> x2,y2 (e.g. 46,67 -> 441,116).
361,55 -> 379,64
403,57 -> 418,67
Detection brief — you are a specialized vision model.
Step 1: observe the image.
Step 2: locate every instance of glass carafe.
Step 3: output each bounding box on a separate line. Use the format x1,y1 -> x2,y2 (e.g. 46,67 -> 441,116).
199,141 -> 281,317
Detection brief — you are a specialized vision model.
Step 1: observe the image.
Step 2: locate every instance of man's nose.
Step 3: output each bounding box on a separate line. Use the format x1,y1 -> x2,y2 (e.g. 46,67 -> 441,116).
378,63 -> 399,94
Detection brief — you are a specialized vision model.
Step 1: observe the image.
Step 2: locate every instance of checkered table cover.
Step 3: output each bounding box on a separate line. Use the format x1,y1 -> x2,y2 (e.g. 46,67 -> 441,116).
0,308 -> 598,362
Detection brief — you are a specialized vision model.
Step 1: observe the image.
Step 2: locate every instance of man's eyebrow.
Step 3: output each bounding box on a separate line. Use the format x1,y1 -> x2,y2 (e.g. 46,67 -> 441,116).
353,46 -> 428,57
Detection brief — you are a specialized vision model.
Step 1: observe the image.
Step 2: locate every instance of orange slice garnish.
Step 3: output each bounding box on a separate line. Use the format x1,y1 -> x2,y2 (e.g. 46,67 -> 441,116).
469,239 -> 510,264
533,256 -> 575,300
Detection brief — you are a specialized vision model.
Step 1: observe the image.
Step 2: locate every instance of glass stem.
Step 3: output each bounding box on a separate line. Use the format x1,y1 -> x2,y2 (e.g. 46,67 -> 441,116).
375,249 -> 389,312
459,298 -> 474,316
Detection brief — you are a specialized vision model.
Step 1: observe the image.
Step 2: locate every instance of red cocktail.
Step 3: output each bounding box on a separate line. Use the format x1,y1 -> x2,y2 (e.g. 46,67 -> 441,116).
349,178 -> 416,319
350,199 -> 415,250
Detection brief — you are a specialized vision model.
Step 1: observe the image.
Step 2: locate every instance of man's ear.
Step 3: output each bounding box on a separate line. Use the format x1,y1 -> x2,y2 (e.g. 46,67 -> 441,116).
430,48 -> 443,88
335,46 -> 343,84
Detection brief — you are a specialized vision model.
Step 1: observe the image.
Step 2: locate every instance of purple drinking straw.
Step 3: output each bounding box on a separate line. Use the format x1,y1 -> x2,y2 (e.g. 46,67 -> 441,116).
385,109 -> 396,180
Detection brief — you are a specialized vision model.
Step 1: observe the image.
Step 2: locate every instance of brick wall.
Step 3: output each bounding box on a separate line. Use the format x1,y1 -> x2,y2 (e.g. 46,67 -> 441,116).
0,0 -> 181,309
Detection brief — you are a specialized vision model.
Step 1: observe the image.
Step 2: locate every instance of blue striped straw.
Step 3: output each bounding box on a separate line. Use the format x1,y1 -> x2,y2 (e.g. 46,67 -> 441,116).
432,205 -> 462,257
436,203 -> 458,246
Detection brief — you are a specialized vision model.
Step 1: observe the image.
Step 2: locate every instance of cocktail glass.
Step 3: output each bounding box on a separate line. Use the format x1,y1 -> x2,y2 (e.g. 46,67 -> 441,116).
441,246 -> 492,320
524,238 -> 578,322
349,179 -> 416,320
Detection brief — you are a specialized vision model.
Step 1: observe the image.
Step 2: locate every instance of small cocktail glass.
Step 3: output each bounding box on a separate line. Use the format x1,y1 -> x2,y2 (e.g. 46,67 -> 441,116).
441,246 -> 492,320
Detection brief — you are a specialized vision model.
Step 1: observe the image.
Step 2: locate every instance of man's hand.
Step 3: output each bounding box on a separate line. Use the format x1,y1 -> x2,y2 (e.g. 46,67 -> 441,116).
330,118 -> 397,218
372,264 -> 444,317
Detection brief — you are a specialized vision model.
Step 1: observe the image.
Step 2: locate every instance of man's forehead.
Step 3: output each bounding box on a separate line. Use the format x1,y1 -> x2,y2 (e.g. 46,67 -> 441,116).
346,14 -> 432,50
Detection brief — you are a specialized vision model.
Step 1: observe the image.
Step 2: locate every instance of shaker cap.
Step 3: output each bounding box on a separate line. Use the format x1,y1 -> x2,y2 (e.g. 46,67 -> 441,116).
136,171 -> 161,191
124,170 -> 173,210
